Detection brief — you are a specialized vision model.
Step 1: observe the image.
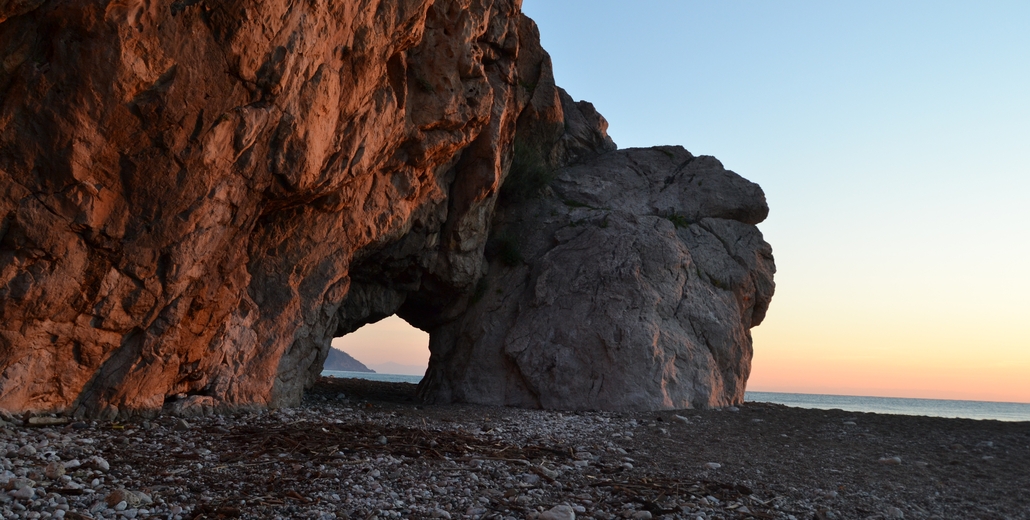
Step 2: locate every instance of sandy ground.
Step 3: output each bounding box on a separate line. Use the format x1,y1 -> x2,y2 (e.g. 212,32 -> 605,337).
2,377 -> 1028,520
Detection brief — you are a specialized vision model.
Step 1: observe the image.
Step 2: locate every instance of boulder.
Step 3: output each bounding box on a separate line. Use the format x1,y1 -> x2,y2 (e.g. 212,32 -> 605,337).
418,145 -> 775,410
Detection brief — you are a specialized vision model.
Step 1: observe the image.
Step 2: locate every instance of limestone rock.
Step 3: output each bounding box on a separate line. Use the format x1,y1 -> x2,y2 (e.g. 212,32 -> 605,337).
418,145 -> 775,410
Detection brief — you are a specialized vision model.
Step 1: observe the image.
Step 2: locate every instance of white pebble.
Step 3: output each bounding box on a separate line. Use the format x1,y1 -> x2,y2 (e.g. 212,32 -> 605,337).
539,504 -> 575,520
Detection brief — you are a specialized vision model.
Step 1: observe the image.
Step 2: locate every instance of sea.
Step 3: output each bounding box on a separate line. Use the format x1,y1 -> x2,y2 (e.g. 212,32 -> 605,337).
322,370 -> 424,384
321,370 -> 1030,422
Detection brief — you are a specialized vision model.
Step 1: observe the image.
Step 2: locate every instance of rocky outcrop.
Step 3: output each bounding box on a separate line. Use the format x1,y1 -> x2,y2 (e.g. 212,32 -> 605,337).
417,144 -> 775,410
0,0 -> 539,417
0,0 -> 774,417
323,348 -> 373,373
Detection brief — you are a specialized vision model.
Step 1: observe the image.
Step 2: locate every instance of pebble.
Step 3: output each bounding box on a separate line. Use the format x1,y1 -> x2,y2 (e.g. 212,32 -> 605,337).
887,506 -> 905,519
878,456 -> 902,465
704,462 -> 722,470
89,456 -> 110,471
539,504 -> 576,520
45,462 -> 65,480
11,486 -> 35,499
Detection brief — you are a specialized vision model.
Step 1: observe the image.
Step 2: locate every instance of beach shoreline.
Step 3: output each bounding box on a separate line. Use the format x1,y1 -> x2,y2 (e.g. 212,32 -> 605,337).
2,377 -> 1027,519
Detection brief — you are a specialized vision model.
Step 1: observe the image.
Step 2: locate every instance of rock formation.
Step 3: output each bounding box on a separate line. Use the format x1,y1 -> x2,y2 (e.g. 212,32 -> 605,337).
0,0 -> 774,417
418,146 -> 775,410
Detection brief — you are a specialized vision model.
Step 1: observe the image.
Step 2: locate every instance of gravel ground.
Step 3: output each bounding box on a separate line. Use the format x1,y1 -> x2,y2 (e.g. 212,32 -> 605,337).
2,377 -> 1028,520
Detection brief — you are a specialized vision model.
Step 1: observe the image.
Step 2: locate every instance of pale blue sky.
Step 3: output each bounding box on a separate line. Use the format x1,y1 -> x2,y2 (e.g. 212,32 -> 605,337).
518,0 -> 1030,401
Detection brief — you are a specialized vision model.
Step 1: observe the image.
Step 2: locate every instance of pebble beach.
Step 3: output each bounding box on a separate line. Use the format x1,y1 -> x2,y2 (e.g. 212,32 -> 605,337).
2,377 -> 1028,520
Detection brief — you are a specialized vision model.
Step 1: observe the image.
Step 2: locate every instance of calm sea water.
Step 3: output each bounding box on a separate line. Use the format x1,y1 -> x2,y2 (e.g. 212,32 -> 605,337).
321,371 -> 1029,422
322,370 -> 424,384
746,391 -> 1030,422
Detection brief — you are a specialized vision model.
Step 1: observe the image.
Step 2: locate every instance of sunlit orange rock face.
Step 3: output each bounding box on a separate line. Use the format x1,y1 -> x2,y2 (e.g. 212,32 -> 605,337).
0,0 -> 557,417
0,1 -> 774,417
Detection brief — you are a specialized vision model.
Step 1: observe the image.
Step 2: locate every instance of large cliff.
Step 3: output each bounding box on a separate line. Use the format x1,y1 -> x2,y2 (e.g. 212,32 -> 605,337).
0,0 -> 774,417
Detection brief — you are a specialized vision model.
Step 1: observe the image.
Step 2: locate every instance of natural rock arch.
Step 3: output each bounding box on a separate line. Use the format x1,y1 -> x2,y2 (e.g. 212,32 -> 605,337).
0,0 -> 773,418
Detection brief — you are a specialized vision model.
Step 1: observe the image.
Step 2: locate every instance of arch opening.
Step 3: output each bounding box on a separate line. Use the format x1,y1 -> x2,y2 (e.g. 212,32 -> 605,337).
323,314 -> 429,381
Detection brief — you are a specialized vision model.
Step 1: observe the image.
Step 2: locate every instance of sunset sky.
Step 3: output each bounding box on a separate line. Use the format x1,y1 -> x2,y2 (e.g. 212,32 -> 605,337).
336,0 -> 1029,403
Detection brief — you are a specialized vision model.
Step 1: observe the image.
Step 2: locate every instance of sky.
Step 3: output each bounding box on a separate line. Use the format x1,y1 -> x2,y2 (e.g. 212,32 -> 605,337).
336,0 -> 1030,403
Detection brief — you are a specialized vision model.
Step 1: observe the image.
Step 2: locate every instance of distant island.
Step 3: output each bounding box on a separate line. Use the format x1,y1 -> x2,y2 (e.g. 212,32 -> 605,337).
323,348 -> 375,373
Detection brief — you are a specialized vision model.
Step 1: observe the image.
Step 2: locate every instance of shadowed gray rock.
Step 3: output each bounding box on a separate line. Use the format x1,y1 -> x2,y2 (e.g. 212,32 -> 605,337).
419,145 -> 775,410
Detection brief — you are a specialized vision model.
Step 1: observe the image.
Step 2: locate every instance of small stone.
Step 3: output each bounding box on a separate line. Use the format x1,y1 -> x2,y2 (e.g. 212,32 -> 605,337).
887,507 -> 905,519
632,512 -> 652,520
114,500 -> 127,511
726,406 -> 740,412
173,419 -> 191,432
8,478 -> 35,490
17,445 -> 36,457
89,456 -> 110,471
673,415 -> 689,424
703,462 -> 721,470
539,504 -> 576,520
11,486 -> 35,499
878,456 -> 902,465
27,416 -> 70,426
431,508 -> 451,519
45,462 -> 65,480
106,489 -> 131,507
376,435 -> 388,445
